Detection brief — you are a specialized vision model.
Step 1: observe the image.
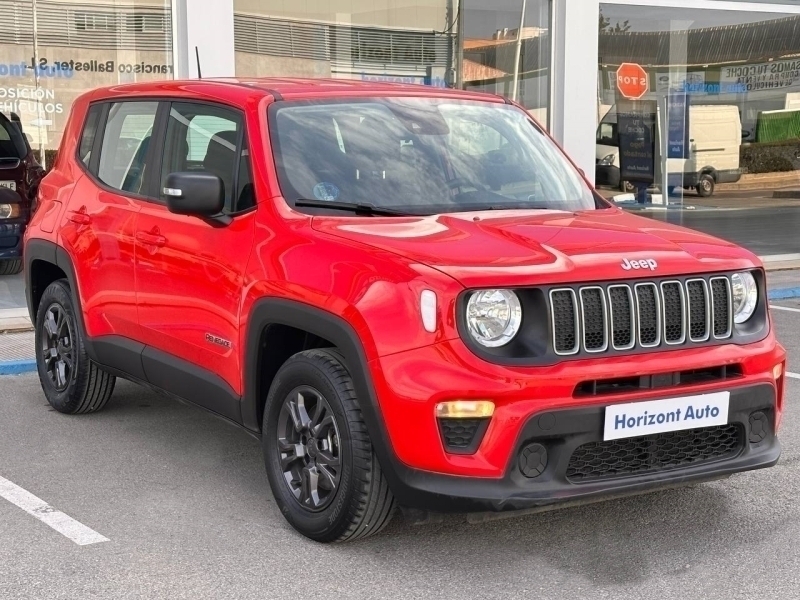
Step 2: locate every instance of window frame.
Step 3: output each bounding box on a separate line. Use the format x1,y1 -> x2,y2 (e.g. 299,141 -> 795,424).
79,99 -> 168,203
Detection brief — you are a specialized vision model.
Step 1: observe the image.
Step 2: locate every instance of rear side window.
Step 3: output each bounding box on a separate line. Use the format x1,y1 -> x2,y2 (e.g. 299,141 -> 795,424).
97,101 -> 158,196
78,105 -> 103,166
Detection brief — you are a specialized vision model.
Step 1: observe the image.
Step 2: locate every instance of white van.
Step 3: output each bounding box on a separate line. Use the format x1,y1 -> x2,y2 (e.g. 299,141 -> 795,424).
596,104 -> 742,197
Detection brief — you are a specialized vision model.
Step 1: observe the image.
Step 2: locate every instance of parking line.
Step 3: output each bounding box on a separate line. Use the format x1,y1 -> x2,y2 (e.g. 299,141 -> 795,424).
772,305 -> 800,313
0,476 -> 109,546
789,372 -> 800,380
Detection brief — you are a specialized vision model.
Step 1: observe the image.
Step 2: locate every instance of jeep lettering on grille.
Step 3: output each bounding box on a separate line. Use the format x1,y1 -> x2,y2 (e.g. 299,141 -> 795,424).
622,258 -> 658,271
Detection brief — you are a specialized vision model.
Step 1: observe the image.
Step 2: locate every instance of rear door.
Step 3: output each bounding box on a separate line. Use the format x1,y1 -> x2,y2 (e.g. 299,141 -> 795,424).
134,101 -> 256,413
59,101 -> 159,343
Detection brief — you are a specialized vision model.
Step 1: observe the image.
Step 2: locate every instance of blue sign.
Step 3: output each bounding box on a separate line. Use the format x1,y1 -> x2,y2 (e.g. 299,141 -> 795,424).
667,92 -> 690,159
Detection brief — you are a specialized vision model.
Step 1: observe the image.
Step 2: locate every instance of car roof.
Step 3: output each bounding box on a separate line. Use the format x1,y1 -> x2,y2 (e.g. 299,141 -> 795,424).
86,77 -> 508,105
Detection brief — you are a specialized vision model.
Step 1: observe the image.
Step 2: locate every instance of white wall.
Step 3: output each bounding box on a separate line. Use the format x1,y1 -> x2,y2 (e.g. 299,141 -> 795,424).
550,0 -> 600,184
172,0 -> 236,78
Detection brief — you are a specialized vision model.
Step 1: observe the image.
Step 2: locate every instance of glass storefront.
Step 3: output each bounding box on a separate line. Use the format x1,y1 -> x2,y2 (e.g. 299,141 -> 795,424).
595,3 -> 800,255
0,0 -> 173,168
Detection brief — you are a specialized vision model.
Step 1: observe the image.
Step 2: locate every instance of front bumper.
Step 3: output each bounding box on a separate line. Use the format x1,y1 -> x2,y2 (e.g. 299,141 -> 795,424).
0,221 -> 24,260
388,383 -> 779,512
363,336 -> 784,512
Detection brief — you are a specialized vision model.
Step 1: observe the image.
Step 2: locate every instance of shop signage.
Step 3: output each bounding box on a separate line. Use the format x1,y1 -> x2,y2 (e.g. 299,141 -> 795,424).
721,59 -> 800,92
666,91 -> 690,159
617,63 -> 649,100
616,98 -> 657,184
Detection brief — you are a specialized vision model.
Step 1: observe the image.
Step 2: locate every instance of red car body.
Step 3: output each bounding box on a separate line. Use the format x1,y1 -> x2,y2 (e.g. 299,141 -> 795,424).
25,79 -> 785,514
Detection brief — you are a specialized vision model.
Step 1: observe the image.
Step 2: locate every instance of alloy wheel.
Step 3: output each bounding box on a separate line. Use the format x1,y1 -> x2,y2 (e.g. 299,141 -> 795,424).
40,303 -> 75,392
277,386 -> 342,512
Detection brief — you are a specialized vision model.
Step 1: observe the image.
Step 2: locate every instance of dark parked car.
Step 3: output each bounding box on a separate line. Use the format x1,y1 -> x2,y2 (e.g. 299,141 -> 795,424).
0,112 -> 46,275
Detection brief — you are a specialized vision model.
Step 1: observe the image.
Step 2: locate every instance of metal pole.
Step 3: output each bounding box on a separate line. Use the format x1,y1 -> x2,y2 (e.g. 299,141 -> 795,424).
455,0 -> 464,89
511,0 -> 527,102
31,0 -> 46,170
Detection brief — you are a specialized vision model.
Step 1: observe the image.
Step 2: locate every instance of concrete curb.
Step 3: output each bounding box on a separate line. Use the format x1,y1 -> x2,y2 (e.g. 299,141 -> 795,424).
0,360 -> 36,376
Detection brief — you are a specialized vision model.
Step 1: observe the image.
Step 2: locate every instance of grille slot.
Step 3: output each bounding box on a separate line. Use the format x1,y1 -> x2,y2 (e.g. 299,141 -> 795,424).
661,281 -> 686,345
635,283 -> 661,347
711,277 -> 733,339
686,279 -> 710,342
550,289 -> 580,355
566,424 -> 743,483
608,285 -> 635,350
580,287 -> 608,353
548,275 -> 733,356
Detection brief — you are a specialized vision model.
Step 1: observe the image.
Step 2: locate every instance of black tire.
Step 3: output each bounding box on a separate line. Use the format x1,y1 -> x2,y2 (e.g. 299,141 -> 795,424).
263,349 -> 395,543
696,174 -> 715,197
34,280 -> 115,414
0,259 -> 22,276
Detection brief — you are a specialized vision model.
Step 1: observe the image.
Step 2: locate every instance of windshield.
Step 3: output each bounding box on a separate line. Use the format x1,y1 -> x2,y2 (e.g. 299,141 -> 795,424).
270,98 -> 599,215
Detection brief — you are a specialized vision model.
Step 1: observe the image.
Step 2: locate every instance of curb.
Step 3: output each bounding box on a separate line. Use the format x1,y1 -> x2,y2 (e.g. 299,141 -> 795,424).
769,287 -> 800,301
0,360 -> 36,376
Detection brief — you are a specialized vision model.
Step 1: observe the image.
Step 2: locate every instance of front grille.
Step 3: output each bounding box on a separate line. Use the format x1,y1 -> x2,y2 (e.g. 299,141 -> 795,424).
551,275 -> 733,356
566,424 -> 743,483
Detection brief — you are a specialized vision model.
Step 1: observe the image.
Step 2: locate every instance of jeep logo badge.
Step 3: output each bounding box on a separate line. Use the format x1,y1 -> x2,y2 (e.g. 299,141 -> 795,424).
622,258 -> 658,271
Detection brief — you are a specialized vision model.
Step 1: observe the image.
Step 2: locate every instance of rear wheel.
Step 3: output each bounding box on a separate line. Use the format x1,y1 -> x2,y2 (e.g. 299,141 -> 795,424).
0,259 -> 22,276
35,280 -> 115,414
696,173 -> 715,197
263,349 -> 395,543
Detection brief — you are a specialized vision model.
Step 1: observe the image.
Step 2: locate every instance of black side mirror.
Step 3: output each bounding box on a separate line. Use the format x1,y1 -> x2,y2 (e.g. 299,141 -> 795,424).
163,172 -> 225,218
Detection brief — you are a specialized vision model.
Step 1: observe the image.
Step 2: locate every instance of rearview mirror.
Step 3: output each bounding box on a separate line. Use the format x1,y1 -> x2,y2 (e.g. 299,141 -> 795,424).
163,172 -> 224,217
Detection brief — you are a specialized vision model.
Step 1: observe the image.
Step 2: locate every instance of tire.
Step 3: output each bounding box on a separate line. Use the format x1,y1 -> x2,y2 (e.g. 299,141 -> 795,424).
263,349 -> 395,543
696,174 -> 715,198
0,259 -> 22,276
34,280 -> 115,414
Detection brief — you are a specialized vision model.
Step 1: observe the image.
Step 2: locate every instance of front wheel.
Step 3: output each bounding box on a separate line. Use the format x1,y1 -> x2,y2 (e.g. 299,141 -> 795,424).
263,349 -> 395,543
696,174 -> 715,197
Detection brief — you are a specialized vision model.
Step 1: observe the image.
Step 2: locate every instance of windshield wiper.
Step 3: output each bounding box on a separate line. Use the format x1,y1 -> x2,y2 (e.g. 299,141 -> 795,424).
295,199 -> 416,217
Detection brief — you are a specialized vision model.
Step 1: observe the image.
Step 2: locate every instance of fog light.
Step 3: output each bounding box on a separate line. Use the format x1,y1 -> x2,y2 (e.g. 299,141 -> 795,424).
519,443 -> 548,478
435,401 -> 494,419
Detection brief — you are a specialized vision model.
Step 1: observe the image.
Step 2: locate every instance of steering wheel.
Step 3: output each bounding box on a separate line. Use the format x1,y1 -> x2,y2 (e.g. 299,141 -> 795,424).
447,177 -> 487,191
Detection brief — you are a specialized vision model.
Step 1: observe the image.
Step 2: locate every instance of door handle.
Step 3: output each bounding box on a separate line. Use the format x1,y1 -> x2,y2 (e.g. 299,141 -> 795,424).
136,231 -> 167,247
67,211 -> 92,226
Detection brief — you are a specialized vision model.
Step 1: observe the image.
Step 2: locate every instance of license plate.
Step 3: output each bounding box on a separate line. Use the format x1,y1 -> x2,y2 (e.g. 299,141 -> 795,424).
604,391 -> 730,441
0,181 -> 16,191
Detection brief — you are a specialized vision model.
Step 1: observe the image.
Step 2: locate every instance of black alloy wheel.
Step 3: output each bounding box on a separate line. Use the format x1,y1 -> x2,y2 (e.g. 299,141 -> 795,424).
277,386 -> 342,512
40,303 -> 75,392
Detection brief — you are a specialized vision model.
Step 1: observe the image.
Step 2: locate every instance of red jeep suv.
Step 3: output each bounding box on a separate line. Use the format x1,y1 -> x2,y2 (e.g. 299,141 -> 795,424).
24,79 -> 786,542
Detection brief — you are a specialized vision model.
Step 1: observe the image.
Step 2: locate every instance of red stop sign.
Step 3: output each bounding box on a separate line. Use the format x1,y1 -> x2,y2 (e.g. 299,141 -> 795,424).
616,63 -> 649,100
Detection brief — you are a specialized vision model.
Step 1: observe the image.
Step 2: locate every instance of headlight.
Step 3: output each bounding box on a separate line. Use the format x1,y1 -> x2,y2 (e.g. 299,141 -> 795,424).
598,153 -> 616,166
466,289 -> 522,348
731,272 -> 758,324
0,203 -> 19,219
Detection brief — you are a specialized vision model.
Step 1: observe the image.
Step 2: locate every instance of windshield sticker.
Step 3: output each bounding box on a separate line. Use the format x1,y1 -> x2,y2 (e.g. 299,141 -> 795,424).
313,182 -> 340,201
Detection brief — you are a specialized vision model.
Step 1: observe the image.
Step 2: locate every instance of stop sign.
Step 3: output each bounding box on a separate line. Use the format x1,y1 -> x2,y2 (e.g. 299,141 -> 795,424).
616,63 -> 649,100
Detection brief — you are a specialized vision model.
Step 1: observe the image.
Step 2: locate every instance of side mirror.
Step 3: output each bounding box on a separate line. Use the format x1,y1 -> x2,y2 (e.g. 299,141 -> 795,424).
163,172 -> 224,218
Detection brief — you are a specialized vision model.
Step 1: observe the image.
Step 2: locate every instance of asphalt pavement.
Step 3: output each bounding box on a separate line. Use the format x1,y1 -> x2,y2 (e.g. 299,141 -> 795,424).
0,304 -> 798,599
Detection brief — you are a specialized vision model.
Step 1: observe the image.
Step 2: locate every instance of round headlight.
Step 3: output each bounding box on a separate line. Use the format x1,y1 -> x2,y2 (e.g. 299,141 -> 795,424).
466,289 -> 522,348
0,204 -> 12,219
731,272 -> 758,324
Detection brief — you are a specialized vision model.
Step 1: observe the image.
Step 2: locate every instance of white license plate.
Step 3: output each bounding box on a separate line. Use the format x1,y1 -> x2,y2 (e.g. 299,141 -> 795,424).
604,391 -> 730,441
0,181 -> 16,191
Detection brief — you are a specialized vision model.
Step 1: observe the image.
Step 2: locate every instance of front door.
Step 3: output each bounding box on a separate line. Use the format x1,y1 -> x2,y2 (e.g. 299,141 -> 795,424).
134,101 -> 256,416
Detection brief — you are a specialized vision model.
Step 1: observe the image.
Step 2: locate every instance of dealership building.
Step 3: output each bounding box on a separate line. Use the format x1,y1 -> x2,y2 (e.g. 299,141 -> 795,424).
2,0 -> 799,257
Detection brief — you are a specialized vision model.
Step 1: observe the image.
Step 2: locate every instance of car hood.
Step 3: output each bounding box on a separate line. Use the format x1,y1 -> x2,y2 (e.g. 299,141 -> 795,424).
311,208 -> 760,289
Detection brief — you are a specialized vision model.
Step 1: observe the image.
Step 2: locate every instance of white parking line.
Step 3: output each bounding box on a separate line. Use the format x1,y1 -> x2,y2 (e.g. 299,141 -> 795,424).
772,305 -> 800,313
0,476 -> 109,546
789,372 -> 800,380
